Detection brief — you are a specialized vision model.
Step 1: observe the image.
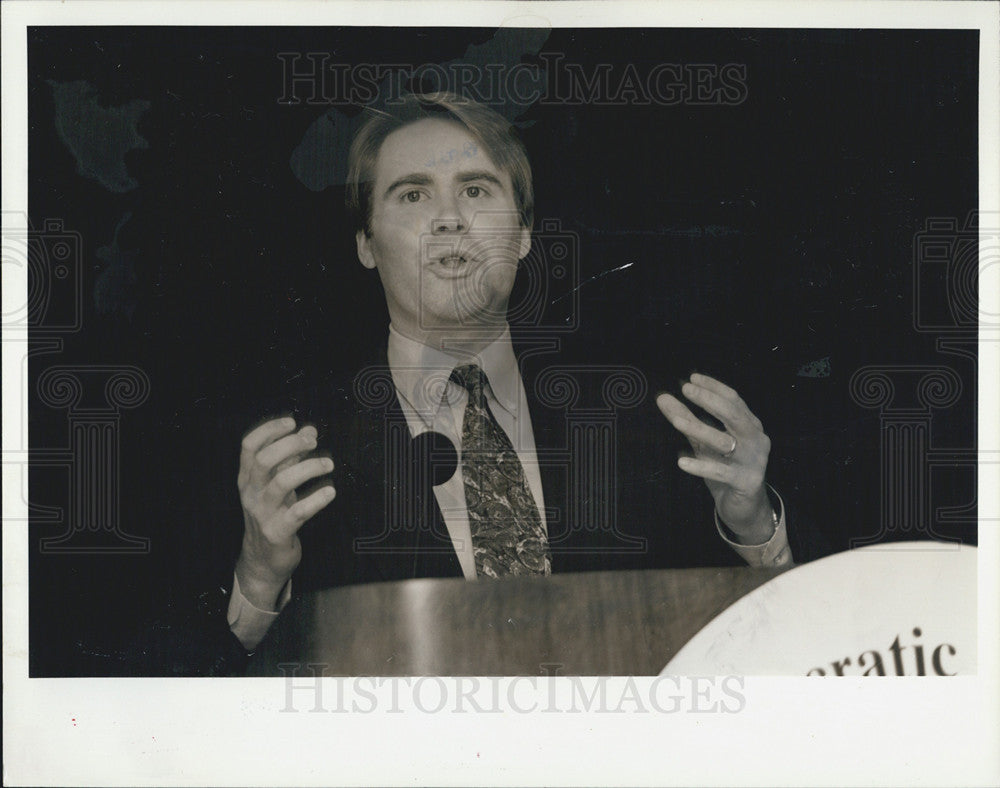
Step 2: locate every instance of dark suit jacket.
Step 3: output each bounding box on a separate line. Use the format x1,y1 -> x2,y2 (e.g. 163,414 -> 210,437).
139,337 -> 806,675
278,339 -> 761,595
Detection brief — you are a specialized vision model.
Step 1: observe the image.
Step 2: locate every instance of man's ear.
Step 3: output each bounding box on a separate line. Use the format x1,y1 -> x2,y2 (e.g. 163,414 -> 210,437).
356,230 -> 376,269
517,225 -> 532,261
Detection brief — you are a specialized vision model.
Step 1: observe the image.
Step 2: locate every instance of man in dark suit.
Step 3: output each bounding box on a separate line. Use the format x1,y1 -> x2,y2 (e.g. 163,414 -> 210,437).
226,92 -> 792,651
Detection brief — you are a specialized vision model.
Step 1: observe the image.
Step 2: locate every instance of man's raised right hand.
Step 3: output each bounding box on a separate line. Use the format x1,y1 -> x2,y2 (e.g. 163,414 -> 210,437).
234,417 -> 336,612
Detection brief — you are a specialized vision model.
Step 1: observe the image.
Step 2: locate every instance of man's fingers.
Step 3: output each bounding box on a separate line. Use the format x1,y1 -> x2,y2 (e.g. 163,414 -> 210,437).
271,440 -> 318,480
657,393 -> 735,455
283,485 -> 337,532
272,454 -> 299,477
677,457 -> 739,489
656,392 -> 696,422
265,457 -> 335,505
239,417 -> 297,476
250,426 -> 318,488
685,375 -> 762,429
680,452 -> 765,492
677,455 -> 735,485
689,373 -> 738,400
258,425 -> 317,468
680,381 -> 747,431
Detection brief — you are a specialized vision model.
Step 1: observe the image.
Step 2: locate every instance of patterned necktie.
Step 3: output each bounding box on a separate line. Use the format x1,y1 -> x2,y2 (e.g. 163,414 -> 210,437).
450,363 -> 551,578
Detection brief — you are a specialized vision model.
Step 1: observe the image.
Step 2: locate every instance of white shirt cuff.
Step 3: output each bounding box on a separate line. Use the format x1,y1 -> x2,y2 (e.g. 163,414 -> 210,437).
715,485 -> 794,568
226,572 -> 293,652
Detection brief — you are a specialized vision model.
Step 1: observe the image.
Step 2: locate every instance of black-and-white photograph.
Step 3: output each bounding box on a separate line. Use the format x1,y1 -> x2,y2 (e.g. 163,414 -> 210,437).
3,2 -> 998,785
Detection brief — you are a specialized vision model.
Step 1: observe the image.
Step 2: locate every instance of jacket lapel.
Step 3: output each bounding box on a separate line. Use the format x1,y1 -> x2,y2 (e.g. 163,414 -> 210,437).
347,349 -> 463,583
325,337 -> 588,585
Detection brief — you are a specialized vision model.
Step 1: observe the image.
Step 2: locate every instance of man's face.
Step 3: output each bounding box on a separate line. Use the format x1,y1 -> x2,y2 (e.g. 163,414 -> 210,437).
356,118 -> 531,340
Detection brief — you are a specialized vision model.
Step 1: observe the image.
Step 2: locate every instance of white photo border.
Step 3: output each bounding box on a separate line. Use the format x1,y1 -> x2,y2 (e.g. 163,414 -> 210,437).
3,1 -> 998,786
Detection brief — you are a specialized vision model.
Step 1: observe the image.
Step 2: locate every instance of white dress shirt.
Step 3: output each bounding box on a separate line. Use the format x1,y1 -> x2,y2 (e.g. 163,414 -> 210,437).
228,324 -> 793,650
385,323 -> 547,580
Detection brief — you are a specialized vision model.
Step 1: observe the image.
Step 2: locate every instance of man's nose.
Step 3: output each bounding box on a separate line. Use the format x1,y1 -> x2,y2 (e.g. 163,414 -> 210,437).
433,216 -> 465,233
432,198 -> 467,234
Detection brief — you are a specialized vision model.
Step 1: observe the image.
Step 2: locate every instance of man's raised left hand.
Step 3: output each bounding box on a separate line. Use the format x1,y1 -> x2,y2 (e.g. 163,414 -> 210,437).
656,373 -> 776,545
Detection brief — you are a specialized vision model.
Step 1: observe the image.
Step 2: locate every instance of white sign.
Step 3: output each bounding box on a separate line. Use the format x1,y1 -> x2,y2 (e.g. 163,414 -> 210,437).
664,542 -> 977,676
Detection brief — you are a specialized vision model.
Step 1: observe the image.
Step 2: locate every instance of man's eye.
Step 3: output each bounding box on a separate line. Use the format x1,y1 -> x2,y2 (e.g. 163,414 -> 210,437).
464,185 -> 484,198
400,190 -> 425,203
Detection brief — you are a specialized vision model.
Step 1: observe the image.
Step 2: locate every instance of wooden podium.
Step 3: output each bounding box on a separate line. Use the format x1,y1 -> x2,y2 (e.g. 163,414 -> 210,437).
248,565 -> 788,675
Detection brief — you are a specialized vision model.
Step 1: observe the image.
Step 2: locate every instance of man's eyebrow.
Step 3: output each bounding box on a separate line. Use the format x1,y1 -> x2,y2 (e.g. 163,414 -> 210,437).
455,170 -> 505,189
382,173 -> 433,199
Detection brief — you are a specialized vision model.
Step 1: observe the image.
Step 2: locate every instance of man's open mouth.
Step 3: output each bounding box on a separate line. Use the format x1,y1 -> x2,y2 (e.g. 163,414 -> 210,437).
437,254 -> 468,269
427,253 -> 477,279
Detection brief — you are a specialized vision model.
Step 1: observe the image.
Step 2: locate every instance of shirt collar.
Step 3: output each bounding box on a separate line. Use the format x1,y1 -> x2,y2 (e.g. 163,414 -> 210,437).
386,324 -> 520,427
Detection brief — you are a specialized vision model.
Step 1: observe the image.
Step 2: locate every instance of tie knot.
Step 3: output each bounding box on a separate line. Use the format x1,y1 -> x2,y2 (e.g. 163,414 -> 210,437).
450,363 -> 488,404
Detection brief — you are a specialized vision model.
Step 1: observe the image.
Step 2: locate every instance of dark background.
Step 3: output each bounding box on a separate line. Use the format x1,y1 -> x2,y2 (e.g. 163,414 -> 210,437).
26,27 -> 979,675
